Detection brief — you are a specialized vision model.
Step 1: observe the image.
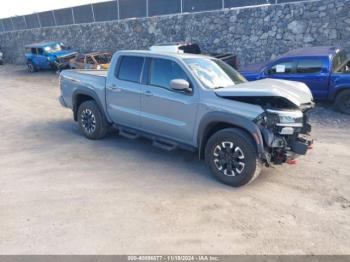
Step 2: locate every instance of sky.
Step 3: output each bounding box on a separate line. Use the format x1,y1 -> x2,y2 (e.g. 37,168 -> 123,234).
0,0 -> 107,19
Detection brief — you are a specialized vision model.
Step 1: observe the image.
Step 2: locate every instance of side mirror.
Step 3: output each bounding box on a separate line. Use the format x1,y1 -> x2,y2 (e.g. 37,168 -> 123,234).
170,79 -> 191,92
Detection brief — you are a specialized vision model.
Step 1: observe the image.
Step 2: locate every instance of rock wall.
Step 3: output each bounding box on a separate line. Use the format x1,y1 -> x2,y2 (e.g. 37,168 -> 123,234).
0,0 -> 349,66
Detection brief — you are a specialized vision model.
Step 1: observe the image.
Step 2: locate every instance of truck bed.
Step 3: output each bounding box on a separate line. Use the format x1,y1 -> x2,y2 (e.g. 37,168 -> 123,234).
70,69 -> 108,77
59,69 -> 107,110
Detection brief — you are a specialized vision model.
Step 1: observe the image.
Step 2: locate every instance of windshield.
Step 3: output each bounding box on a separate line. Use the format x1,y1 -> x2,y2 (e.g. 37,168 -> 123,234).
44,43 -> 64,53
184,58 -> 247,89
332,50 -> 348,72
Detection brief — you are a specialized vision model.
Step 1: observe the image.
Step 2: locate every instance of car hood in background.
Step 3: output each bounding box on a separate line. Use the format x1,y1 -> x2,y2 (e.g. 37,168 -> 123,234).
52,50 -> 77,58
239,62 -> 267,73
215,78 -> 314,107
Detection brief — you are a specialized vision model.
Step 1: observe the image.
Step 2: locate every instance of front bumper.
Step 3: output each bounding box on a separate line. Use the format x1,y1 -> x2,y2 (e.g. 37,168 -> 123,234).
261,126 -> 313,165
290,134 -> 313,155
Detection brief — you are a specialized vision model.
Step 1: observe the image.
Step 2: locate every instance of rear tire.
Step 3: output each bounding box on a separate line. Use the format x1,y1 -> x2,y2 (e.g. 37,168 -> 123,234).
335,90 -> 350,115
27,62 -> 37,73
77,100 -> 109,140
205,128 -> 261,187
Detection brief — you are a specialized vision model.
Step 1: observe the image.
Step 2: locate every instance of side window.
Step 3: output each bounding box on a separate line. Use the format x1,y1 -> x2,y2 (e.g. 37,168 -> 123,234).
296,59 -> 323,74
76,55 -> 85,63
86,56 -> 95,64
31,48 -> 37,55
150,58 -> 188,90
117,56 -> 144,83
268,60 -> 294,74
37,48 -> 44,55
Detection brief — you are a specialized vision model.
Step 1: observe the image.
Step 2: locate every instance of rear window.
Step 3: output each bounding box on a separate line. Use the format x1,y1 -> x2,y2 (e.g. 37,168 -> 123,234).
333,50 -> 348,72
296,59 -> 323,74
117,56 -> 144,83
150,58 -> 188,90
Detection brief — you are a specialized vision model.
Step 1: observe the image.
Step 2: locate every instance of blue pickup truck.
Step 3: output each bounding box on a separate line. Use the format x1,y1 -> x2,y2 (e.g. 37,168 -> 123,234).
25,41 -> 77,73
240,46 -> 350,114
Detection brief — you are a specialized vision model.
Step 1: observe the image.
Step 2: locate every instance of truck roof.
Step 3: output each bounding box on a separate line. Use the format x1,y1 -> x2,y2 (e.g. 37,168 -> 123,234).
281,46 -> 343,59
116,50 -> 210,60
25,41 -> 60,48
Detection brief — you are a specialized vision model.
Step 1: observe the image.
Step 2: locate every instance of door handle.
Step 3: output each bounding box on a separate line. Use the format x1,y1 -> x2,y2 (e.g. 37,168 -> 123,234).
107,84 -> 121,92
144,90 -> 153,97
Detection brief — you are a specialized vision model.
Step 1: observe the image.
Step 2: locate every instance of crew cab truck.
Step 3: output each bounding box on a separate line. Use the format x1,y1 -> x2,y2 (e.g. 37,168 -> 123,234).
240,46 -> 350,114
59,50 -> 314,187
25,41 -> 77,72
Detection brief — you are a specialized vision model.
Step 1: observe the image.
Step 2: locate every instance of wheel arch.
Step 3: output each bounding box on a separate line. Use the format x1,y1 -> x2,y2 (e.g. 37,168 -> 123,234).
197,112 -> 265,159
72,89 -> 110,122
334,87 -> 350,100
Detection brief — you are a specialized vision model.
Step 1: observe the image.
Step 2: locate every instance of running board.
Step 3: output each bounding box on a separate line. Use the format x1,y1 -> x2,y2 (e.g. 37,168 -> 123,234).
119,128 -> 140,140
114,125 -> 180,151
153,139 -> 178,151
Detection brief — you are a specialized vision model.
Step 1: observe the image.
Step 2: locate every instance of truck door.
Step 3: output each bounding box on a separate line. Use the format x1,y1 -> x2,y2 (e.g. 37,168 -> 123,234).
264,58 -> 296,81
106,55 -> 144,129
140,57 -> 199,144
32,48 -> 50,69
265,58 -> 329,99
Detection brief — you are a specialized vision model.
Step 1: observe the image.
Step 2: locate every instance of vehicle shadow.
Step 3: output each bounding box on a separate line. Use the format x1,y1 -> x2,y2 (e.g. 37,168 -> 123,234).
26,118 -> 224,188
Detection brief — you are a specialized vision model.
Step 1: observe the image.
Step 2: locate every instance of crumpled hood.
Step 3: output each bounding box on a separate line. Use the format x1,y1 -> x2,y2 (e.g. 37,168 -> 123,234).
215,78 -> 314,107
51,50 -> 77,58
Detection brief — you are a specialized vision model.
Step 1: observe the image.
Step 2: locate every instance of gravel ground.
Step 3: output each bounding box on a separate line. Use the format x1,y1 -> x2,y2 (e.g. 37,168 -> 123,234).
0,65 -> 349,255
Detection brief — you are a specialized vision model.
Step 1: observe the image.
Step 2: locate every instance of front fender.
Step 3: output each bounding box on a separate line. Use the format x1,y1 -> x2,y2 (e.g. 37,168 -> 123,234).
197,111 -> 265,159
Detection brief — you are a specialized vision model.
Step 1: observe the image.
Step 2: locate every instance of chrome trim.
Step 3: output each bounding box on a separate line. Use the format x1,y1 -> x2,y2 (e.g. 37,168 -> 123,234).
276,123 -> 303,127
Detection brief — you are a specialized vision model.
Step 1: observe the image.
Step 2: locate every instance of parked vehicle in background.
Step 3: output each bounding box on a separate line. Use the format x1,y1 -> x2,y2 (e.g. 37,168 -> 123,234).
150,43 -> 239,69
240,46 -> 350,114
25,41 -> 77,73
69,52 -> 112,70
59,50 -> 314,187
0,47 -> 4,65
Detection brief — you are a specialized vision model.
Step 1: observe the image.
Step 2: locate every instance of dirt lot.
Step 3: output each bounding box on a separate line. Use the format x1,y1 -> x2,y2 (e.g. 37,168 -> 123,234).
0,65 -> 349,255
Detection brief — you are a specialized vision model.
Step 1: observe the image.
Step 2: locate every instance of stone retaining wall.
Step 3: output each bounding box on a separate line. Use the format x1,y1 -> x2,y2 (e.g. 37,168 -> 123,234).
0,0 -> 349,66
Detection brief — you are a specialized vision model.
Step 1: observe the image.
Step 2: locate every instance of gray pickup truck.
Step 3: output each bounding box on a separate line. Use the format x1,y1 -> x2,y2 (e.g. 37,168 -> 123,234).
59,50 -> 314,187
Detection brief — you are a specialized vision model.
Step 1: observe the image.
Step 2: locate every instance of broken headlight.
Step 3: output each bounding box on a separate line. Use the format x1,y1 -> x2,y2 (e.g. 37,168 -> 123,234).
254,111 -> 279,128
255,110 -> 303,129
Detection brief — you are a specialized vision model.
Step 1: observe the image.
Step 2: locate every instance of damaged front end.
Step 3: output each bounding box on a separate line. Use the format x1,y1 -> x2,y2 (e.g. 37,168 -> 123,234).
214,78 -> 315,166
251,98 -> 314,166
51,53 -> 77,71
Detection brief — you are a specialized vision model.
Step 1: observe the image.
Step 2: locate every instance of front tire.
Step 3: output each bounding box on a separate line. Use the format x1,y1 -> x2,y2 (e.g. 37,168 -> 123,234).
335,90 -> 350,114
205,128 -> 261,187
77,100 -> 109,140
27,62 -> 37,73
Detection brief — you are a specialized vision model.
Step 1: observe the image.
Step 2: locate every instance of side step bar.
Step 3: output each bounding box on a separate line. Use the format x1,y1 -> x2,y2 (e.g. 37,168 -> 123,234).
119,128 -> 140,140
116,126 -> 178,151
153,139 -> 178,151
